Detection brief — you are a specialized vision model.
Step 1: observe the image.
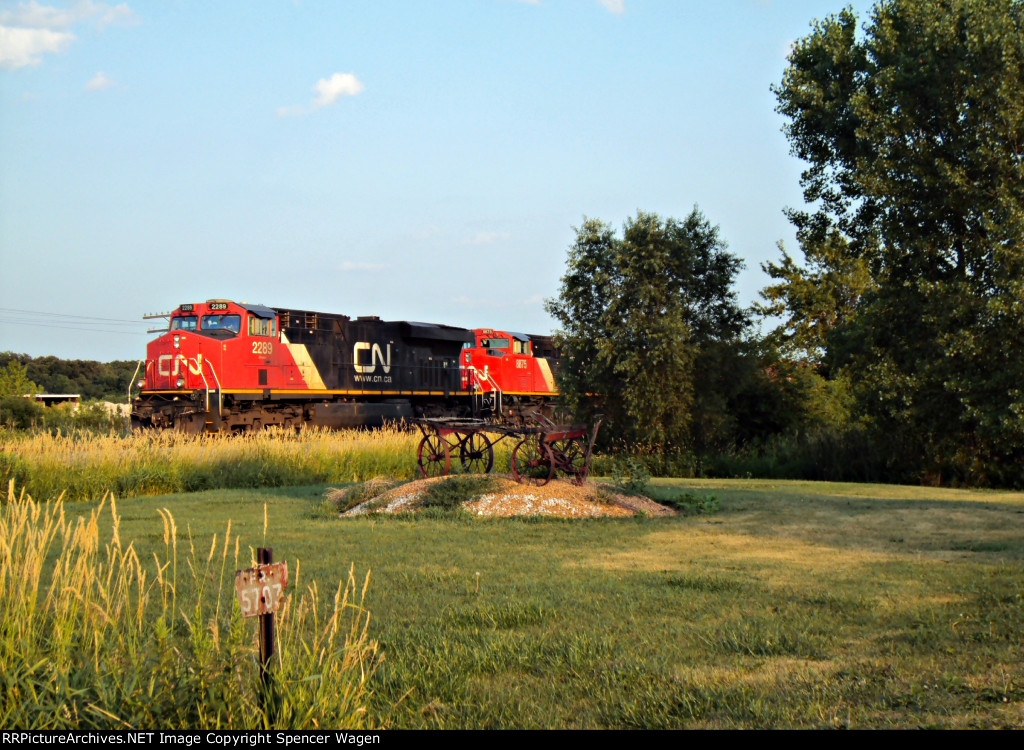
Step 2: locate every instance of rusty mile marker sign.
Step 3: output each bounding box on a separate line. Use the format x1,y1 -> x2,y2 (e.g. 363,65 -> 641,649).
234,560 -> 289,618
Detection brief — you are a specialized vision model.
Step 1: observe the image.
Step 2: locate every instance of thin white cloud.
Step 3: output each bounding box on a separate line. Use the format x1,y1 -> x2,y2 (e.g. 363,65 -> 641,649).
0,1 -> 138,70
412,225 -> 441,242
339,261 -> 393,273
514,0 -> 623,12
449,294 -> 544,309
0,0 -> 137,29
278,72 -> 365,117
462,231 -> 511,247
596,0 -> 626,14
85,70 -> 113,90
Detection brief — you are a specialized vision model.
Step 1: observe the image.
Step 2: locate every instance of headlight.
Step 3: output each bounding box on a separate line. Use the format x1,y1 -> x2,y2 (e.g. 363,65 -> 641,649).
173,334 -> 181,349
136,378 -> 146,389
176,376 -> 185,388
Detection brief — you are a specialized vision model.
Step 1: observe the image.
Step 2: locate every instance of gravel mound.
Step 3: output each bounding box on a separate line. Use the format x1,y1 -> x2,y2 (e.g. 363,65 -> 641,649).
339,476 -> 676,518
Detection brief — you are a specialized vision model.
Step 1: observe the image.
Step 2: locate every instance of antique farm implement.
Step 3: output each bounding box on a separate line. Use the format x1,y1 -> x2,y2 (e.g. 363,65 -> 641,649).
412,416 -> 601,486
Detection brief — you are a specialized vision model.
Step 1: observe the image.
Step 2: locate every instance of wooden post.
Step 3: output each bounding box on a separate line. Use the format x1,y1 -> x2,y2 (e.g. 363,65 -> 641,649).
257,547 -> 277,725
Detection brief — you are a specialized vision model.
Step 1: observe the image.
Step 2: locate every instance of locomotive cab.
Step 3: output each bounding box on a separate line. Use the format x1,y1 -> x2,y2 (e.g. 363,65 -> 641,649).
460,329 -> 556,395
134,300 -> 287,431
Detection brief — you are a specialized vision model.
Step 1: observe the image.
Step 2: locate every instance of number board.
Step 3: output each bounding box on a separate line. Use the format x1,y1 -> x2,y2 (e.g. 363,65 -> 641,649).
234,561 -> 289,618
209,302 -> 230,311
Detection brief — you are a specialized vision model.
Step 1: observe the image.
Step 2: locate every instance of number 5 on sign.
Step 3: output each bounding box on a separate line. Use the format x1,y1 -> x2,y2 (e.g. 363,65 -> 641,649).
235,561 -> 289,617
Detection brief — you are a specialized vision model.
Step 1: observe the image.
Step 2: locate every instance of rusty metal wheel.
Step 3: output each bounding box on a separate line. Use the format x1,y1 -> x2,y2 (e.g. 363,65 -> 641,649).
512,436 -> 554,486
548,437 -> 589,485
459,432 -> 494,475
417,434 -> 450,478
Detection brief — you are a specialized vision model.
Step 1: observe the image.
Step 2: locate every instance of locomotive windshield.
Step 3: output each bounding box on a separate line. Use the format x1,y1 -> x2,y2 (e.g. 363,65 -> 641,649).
201,314 -> 241,335
171,316 -> 198,331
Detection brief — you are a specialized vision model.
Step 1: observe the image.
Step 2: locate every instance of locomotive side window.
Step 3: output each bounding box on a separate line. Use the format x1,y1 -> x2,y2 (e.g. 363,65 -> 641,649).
171,316 -> 198,331
483,338 -> 510,350
201,314 -> 241,334
248,315 -> 278,338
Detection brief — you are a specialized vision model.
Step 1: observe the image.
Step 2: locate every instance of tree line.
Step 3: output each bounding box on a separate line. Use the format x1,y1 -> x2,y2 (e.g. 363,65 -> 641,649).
548,0 -> 1024,487
0,354 -> 138,402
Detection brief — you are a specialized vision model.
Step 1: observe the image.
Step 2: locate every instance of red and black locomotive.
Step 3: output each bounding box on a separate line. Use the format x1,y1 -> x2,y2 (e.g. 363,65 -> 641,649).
131,299 -> 561,433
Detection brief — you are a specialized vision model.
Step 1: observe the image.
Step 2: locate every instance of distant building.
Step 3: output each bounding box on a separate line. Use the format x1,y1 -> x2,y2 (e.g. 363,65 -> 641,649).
25,394 -> 81,407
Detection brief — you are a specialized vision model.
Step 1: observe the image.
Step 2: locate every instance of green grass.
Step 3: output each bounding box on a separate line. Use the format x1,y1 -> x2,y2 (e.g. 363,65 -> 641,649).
37,476 -> 1024,729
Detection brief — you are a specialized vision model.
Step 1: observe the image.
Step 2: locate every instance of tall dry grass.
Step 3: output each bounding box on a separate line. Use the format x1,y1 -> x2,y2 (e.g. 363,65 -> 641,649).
1,424 -> 523,502
0,480 -> 381,729
0,425 -> 429,502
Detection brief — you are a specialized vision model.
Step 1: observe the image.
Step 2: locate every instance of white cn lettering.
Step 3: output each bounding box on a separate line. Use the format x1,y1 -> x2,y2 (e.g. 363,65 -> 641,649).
157,354 -> 203,378
353,342 -> 392,374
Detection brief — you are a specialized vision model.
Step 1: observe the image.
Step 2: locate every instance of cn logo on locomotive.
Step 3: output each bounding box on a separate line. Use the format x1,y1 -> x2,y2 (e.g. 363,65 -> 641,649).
157,353 -> 204,377
353,342 -> 391,374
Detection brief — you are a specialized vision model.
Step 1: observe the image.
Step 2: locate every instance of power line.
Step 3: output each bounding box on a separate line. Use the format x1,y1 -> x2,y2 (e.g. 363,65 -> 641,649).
0,318 -> 149,335
0,306 -> 141,325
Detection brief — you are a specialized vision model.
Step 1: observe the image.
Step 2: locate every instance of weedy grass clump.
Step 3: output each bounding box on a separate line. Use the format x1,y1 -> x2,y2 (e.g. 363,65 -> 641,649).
658,491 -> 721,515
325,476 -> 406,514
609,455 -> 653,496
418,475 -> 500,514
0,481 -> 381,730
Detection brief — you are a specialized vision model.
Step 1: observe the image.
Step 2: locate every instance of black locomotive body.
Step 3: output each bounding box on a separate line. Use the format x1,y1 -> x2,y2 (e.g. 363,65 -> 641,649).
273,308 -> 475,428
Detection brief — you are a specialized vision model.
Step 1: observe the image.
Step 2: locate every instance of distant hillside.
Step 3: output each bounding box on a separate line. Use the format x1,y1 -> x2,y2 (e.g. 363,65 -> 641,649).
0,352 -> 140,402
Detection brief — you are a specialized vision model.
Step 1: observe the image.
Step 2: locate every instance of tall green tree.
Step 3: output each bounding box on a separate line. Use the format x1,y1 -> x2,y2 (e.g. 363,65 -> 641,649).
769,0 -> 1024,484
546,209 -> 748,452
0,360 -> 38,397
0,360 -> 42,429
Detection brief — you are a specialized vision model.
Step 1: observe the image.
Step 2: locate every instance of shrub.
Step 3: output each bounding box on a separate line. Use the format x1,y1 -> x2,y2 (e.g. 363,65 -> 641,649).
610,455 -> 652,496
0,395 -> 44,429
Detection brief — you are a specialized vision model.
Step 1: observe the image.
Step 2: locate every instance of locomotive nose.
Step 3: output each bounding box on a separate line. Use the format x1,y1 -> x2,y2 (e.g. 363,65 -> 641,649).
147,334 -> 204,390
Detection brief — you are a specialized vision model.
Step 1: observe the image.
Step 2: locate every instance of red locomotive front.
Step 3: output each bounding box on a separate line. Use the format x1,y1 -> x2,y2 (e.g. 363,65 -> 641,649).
135,300 -> 305,431
460,328 -> 559,421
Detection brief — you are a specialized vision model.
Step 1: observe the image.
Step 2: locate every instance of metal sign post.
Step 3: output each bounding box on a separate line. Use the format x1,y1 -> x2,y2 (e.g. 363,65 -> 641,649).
235,547 -> 289,726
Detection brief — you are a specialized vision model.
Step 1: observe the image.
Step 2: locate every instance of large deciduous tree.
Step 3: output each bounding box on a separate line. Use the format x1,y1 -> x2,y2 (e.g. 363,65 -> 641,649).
546,209 -> 748,453
768,0 -> 1024,484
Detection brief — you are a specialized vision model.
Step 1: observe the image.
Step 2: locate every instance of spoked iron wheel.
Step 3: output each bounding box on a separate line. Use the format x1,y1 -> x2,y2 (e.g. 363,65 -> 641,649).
417,434 -> 451,478
459,432 -> 494,475
512,436 -> 555,486
548,437 -> 589,486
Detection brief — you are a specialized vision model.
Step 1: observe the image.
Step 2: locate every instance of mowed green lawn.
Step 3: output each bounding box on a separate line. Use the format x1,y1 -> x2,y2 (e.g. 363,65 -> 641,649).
72,478 -> 1024,729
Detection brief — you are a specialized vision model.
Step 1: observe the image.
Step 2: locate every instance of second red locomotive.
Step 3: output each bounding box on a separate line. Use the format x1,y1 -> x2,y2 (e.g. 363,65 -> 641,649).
131,299 -> 561,433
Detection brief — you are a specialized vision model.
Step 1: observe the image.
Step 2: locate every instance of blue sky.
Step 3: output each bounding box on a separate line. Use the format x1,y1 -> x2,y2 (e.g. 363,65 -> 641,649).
0,0 -> 851,361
